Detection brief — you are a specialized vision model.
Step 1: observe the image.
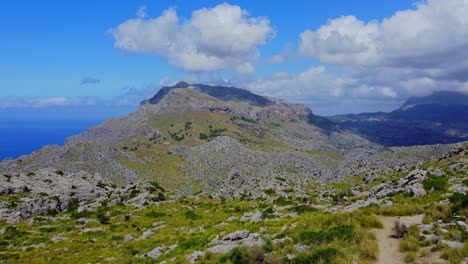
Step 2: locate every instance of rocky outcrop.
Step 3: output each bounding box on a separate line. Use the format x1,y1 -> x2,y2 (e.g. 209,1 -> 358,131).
344,169 -> 429,211
0,168 -> 111,223
207,230 -> 265,254
0,169 -> 167,223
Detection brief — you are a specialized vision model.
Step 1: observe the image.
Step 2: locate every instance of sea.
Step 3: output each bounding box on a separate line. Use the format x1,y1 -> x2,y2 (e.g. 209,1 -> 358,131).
0,120 -> 101,160
0,106 -> 134,161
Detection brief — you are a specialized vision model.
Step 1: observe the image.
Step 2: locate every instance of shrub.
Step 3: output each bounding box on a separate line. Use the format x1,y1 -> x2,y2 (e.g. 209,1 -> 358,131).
199,133 -> 209,140
3,226 -> 21,240
262,207 -> 274,219
146,210 -> 166,218
97,212 -> 110,224
264,189 -> 276,195
185,210 -> 201,220
274,196 -> 293,206
66,198 -> 80,212
179,237 -> 209,250
153,192 -> 166,202
293,247 -> 342,264
46,208 -> 59,216
404,252 -> 417,263
299,225 -> 354,244
263,237 -> 274,253
96,181 -> 107,189
149,181 -> 165,192
392,221 -> 408,238
225,246 -> 269,264
422,174 -> 448,192
292,205 -> 318,214
26,172 -> 36,177
449,192 -> 468,215
70,210 -> 94,219
399,225 -> 420,252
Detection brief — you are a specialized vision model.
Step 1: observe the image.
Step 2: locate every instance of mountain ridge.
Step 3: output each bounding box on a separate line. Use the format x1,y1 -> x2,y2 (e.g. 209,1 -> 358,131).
324,90 -> 468,146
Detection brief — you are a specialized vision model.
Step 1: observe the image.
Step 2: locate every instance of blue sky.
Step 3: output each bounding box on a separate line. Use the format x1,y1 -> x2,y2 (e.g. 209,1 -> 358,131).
1,0 -> 467,115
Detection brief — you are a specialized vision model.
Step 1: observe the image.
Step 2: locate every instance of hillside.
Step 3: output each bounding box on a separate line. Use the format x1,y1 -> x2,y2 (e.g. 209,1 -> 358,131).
0,140 -> 466,263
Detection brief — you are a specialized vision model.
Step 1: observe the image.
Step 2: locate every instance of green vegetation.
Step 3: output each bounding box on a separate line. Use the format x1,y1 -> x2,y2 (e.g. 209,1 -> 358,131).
293,247 -> 343,264
0,197 -> 383,263
299,225 -> 354,244
422,174 -> 449,192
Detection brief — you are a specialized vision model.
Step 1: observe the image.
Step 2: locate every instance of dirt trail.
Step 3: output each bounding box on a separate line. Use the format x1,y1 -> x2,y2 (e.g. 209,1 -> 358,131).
374,215 -> 424,264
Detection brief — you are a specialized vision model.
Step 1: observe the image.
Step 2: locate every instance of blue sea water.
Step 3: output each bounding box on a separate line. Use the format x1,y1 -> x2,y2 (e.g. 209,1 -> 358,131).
0,120 -> 101,160
0,106 -> 135,160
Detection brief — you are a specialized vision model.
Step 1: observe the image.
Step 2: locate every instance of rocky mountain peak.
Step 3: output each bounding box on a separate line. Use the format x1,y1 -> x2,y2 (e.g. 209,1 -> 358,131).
139,82 -> 312,120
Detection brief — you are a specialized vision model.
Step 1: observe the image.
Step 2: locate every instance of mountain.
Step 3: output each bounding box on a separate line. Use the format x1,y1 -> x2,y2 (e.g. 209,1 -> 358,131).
325,91 -> 468,146
400,91 -> 468,110
0,83 -> 466,263
0,83 -> 452,197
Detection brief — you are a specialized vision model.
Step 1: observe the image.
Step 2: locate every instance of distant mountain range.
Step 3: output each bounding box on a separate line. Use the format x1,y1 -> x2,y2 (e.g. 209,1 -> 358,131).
322,91 -> 468,146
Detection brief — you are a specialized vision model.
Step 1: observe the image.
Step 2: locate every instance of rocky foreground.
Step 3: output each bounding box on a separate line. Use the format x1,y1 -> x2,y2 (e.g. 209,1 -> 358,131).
0,142 -> 466,263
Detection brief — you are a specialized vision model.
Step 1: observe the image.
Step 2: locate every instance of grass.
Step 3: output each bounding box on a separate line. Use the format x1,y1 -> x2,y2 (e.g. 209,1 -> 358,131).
299,225 -> 355,244
0,197 -> 384,264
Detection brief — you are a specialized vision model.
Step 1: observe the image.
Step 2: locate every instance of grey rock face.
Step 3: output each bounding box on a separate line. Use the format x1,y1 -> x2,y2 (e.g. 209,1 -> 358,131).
208,230 -> 265,254
345,168 -> 430,211
0,168 -> 111,223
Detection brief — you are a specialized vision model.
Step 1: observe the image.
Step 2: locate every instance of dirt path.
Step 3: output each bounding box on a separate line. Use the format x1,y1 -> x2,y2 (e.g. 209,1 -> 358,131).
374,215 -> 424,264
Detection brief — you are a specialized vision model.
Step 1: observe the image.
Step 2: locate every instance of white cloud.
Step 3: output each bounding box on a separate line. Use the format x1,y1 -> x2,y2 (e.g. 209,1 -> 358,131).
300,0 -> 468,69
300,16 -> 379,65
111,4 -> 274,74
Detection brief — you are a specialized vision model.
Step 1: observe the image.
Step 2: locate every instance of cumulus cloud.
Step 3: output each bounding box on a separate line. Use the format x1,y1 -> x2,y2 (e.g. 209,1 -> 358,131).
80,77 -> 100,85
300,16 -> 379,65
110,4 -> 274,74
300,0 -> 468,68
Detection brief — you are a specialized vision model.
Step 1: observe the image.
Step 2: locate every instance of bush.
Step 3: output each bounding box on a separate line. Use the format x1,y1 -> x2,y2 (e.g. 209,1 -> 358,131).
261,207 -> 274,219
292,205 -> 318,214
97,212 -> 110,225
153,192 -> 166,202
199,133 -> 209,140
146,210 -> 166,218
149,181 -> 165,192
299,225 -> 354,244
179,237 -> 209,250
399,225 -> 420,252
3,226 -> 21,240
422,175 -> 448,192
392,221 -> 408,238
449,192 -> 468,215
185,210 -> 201,220
66,198 -> 80,212
274,196 -> 293,206
225,246 -> 269,264
70,210 -> 94,219
293,247 -> 342,264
